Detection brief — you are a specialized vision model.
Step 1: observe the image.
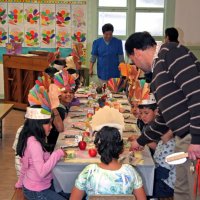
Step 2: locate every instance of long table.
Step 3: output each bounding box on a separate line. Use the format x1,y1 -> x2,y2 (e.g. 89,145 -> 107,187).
53,94 -> 155,196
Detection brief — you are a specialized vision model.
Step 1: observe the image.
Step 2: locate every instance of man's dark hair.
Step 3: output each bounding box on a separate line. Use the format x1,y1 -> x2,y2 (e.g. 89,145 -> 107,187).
165,27 -> 179,42
102,23 -> 114,34
125,32 -> 157,56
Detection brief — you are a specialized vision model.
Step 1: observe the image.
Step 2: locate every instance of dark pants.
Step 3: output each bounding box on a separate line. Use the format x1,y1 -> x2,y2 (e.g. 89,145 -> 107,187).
23,185 -> 66,200
153,166 -> 174,198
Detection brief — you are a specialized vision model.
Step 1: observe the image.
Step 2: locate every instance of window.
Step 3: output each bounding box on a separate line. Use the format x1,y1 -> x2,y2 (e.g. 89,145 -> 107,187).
99,0 -> 127,7
136,0 -> 165,8
98,12 -> 127,35
135,0 -> 165,39
135,12 -> 164,36
97,0 -> 166,56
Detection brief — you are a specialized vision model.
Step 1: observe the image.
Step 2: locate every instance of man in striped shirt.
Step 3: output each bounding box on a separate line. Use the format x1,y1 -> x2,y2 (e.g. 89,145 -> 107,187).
125,31 -> 200,200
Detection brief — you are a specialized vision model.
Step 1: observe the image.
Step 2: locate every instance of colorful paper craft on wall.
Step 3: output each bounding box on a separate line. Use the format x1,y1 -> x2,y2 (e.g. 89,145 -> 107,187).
8,3 -> 23,25
9,28 -> 24,43
0,5 -> 7,25
0,27 -> 7,46
56,9 -> 70,27
71,31 -> 86,43
72,5 -> 86,28
40,4 -> 55,26
24,6 -> 40,24
56,29 -> 70,48
25,29 -> 39,47
41,28 -> 55,46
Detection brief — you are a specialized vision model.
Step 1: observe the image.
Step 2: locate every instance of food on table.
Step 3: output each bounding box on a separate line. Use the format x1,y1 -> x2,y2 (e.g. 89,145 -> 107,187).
78,141 -> 87,150
88,148 -> 97,157
66,150 -> 76,159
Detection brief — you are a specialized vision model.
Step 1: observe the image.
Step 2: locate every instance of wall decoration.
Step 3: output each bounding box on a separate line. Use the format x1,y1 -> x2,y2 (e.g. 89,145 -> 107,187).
56,4 -> 70,27
9,26 -> 24,43
8,3 -> 23,25
72,5 -> 86,29
40,4 -> 55,26
56,28 -> 70,48
24,3 -> 40,24
0,27 -> 7,47
71,31 -> 86,43
24,27 -> 39,47
0,3 -> 7,25
0,0 -> 87,55
41,27 -> 55,48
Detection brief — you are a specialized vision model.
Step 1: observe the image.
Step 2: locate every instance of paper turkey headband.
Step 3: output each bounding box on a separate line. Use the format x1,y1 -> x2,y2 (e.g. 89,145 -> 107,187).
26,74 -> 52,120
91,106 -> 125,135
54,69 -> 76,92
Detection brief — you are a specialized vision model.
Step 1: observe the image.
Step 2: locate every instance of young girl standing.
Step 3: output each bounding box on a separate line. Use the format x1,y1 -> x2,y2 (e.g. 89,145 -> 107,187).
15,83 -> 66,200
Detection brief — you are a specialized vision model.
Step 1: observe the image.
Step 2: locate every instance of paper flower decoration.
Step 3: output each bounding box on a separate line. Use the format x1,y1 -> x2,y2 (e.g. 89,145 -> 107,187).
107,78 -> 126,93
42,29 -> 55,45
71,31 -> 86,43
56,10 -> 70,27
24,8 -> 40,24
0,7 -> 7,25
0,29 -> 7,45
8,9 -> 23,25
25,30 -> 39,46
56,31 -> 70,47
41,9 -> 55,26
9,31 -> 24,43
73,9 -> 86,28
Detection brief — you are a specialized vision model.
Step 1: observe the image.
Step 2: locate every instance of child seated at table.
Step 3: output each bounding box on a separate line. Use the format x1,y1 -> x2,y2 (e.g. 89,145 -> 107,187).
15,83 -> 66,200
48,69 -> 79,148
129,93 -> 158,153
70,126 -> 146,200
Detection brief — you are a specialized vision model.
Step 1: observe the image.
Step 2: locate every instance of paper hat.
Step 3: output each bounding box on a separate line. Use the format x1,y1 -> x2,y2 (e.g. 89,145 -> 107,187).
91,106 -> 125,134
65,56 -> 76,70
107,78 -> 126,93
27,80 -> 52,119
54,69 -> 76,91
25,107 -> 51,119
139,93 -> 156,105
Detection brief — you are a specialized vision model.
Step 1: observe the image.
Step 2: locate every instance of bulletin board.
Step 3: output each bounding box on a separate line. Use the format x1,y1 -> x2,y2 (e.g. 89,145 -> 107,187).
0,0 -> 87,62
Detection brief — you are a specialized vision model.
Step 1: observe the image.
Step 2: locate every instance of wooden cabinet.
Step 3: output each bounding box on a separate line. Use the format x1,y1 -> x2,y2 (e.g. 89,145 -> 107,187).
3,54 -> 49,110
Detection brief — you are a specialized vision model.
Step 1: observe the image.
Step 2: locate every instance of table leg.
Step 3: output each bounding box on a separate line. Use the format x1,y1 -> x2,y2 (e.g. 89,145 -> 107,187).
0,119 -> 2,139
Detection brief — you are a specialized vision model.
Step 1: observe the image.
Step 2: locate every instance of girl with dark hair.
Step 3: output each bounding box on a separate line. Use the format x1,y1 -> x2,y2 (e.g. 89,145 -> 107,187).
70,126 -> 146,200
15,107 -> 66,200
15,82 -> 66,200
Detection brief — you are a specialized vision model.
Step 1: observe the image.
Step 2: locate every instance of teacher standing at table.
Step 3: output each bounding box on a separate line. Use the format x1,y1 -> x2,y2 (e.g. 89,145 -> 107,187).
89,23 -> 124,82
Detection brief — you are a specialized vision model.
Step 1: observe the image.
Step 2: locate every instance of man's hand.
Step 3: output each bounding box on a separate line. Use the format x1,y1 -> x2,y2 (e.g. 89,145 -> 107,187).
188,144 -> 200,160
130,140 -> 144,151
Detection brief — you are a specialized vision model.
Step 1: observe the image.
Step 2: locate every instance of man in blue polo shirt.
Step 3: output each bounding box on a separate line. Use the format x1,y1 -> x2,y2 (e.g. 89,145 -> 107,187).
89,23 -> 124,82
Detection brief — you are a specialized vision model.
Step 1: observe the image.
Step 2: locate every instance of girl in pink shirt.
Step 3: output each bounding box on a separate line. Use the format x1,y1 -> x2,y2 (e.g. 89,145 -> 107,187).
15,106 -> 66,200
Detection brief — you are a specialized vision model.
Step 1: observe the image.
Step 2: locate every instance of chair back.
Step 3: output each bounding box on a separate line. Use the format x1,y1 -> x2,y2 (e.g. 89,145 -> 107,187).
89,194 -> 135,200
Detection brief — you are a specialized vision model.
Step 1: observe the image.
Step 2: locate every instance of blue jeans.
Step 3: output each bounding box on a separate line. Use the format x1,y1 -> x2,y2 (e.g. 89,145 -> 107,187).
23,186 -> 66,200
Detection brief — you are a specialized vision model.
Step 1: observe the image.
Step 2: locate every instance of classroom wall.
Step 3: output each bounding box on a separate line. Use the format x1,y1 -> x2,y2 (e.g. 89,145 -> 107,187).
175,0 -> 200,46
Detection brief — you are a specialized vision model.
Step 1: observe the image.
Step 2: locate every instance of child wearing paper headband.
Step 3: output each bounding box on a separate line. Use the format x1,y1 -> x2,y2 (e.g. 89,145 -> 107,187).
15,84 -> 66,200
70,107 -> 146,200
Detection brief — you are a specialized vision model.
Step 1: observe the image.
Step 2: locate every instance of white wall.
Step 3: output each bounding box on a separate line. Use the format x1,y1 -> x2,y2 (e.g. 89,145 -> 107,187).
175,0 -> 200,45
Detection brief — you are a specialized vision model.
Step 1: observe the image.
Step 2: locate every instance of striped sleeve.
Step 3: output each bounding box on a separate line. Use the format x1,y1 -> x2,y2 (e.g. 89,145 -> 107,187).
166,46 -> 200,144
137,110 -> 169,146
